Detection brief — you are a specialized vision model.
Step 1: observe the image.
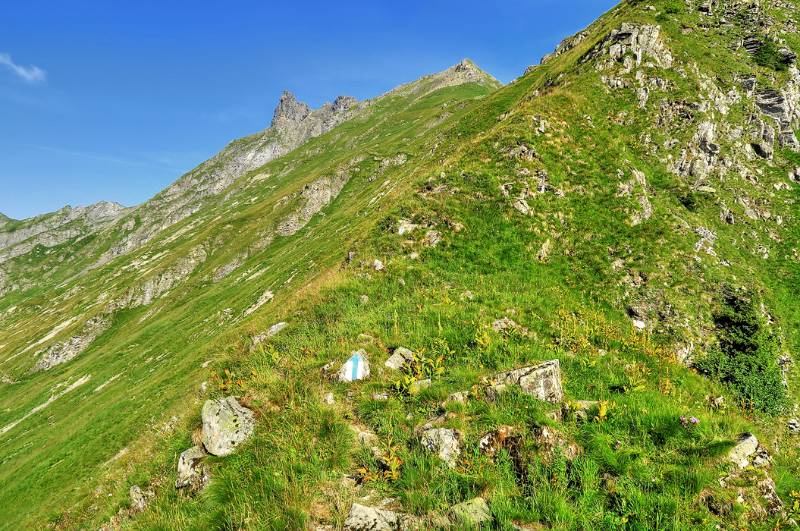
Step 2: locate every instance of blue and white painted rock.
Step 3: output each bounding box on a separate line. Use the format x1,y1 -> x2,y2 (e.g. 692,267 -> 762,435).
338,349 -> 370,382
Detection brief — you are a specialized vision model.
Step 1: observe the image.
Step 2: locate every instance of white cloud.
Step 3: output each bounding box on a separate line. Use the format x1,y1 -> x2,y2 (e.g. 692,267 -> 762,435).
0,52 -> 46,83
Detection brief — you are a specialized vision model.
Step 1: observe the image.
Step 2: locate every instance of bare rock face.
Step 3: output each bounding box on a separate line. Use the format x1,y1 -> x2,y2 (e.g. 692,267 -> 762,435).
34,315 -> 111,371
201,397 -> 256,457
592,23 -> 673,72
485,360 -> 564,403
175,445 -> 209,490
276,173 -> 350,237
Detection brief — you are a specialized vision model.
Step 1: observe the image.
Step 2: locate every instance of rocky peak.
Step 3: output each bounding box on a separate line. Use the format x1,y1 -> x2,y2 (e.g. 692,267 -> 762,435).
271,91 -> 312,127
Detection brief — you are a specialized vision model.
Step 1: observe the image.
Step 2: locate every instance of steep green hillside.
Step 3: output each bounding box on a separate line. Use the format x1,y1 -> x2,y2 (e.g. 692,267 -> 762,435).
2,0 -> 800,529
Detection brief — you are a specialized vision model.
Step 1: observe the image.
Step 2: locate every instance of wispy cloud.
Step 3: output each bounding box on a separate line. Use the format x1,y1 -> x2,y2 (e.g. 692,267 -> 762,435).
0,52 -> 46,83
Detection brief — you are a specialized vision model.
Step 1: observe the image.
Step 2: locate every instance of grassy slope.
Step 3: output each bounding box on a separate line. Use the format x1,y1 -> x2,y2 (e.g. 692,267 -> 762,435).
2,0 -> 799,529
0,78 -> 496,529
122,1 -> 798,529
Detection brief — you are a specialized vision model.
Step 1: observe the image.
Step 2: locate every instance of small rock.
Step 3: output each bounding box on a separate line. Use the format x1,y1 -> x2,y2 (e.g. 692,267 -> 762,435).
343,503 -> 415,531
513,198 -> 531,215
728,433 -> 758,468
450,497 -> 492,527
372,392 -> 389,401
129,485 -> 148,512
385,347 -> 414,370
460,290 -> 475,301
198,381 -> 209,394
491,317 -> 525,333
632,319 -> 646,330
323,392 -> 335,405
788,419 -> 799,434
201,396 -> 256,457
338,350 -> 370,382
446,390 -> 469,404
485,360 -> 564,403
420,428 -> 461,468
359,295 -> 369,305
175,445 -> 209,490
479,426 -> 521,457
397,219 -> 418,235
373,259 -> 385,271
423,230 -> 442,247
409,379 -> 431,394
531,425 -> 581,460
752,445 -> 771,468
253,322 -> 288,344
564,400 -> 599,422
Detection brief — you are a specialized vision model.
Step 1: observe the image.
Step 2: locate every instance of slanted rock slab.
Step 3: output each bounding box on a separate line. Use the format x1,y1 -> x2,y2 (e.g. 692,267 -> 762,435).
175,445 -> 209,490
201,396 -> 256,457
485,360 -> 563,403
728,433 -> 759,468
450,497 -> 492,527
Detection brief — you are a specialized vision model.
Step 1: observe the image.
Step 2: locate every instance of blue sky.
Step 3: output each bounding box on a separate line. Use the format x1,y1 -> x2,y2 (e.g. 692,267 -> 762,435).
0,0 -> 617,219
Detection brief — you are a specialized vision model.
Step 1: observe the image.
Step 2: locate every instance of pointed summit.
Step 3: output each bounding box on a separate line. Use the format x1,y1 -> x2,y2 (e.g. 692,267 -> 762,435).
271,91 -> 312,127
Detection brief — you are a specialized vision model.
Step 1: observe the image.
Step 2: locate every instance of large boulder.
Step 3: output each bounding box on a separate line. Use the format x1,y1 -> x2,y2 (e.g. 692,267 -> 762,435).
485,360 -> 564,403
175,445 -> 209,490
420,427 -> 461,468
201,396 -> 256,457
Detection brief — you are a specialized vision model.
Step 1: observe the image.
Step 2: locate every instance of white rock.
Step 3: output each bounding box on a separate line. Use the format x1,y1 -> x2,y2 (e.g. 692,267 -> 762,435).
373,259 -> 385,271
397,219 -> 418,235
201,396 -> 256,457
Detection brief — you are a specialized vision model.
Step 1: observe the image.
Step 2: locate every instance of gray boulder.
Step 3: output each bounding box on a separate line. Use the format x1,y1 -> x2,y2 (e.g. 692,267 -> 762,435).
201,397 -> 256,457
485,360 -> 564,403
420,428 -> 461,468
789,418 -> 799,434
175,445 -> 209,490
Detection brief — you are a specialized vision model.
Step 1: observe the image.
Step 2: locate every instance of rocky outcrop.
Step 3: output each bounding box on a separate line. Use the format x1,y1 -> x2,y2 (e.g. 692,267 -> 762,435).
590,23 -> 673,72
449,498 -> 492,527
542,31 -> 588,63
728,433 -> 759,468
276,173 -> 349,237
200,397 -> 256,457
108,245 -> 207,311
385,59 -> 501,99
34,316 -> 110,371
484,360 -> 564,403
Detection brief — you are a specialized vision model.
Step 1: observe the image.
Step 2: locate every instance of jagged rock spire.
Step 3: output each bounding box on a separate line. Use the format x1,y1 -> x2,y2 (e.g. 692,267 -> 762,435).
271,90 -> 312,127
